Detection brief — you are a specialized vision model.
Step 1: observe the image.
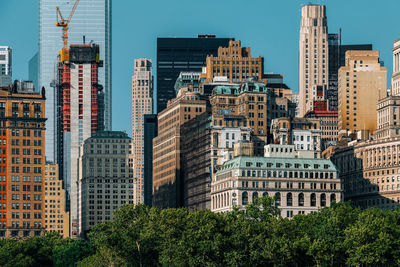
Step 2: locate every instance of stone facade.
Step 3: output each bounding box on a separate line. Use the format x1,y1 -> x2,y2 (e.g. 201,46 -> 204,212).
132,59 -> 153,204
211,148 -> 341,218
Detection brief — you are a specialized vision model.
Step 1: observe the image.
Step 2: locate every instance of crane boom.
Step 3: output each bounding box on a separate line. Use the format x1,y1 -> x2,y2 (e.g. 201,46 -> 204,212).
56,0 -> 80,53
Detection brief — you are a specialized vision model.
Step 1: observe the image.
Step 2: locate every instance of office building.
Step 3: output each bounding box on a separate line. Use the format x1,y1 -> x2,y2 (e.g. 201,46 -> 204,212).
57,44 -> 104,237
271,117 -> 322,158
305,99 -> 338,150
331,139 -> 400,209
211,144 -> 341,217
298,4 -> 328,117
209,80 -> 295,156
0,46 -> 12,87
0,81 -> 46,239
338,50 -> 387,135
44,164 -> 69,237
205,40 -> 264,83
374,39 -> 400,140
77,131 -> 133,237
143,114 -> 157,206
153,87 -> 208,208
132,59 -> 153,204
328,33 -> 372,111
156,35 -> 232,112
391,38 -> 400,96
39,0 -> 112,163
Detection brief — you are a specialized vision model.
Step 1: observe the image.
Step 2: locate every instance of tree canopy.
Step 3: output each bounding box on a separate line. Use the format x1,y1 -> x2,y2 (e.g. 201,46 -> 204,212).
1,197 -> 400,266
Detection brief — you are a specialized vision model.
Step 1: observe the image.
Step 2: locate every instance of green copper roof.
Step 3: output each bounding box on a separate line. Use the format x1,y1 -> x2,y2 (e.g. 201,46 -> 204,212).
212,81 -> 270,95
216,156 -> 337,174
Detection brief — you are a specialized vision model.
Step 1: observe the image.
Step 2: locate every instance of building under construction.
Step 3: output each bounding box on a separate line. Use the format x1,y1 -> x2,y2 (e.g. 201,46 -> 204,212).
56,43 -> 103,238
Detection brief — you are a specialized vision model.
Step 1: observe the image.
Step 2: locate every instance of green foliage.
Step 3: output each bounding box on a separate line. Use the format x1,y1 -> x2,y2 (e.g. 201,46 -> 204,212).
2,198 -> 400,266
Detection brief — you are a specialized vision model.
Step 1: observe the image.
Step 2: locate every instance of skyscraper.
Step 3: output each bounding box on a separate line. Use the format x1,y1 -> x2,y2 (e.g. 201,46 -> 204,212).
0,46 -> 12,87
132,59 -> 153,204
156,35 -> 233,113
0,81 -> 46,238
57,44 -> 104,237
39,0 -> 111,163
299,4 -> 328,117
338,50 -> 387,135
143,114 -> 157,206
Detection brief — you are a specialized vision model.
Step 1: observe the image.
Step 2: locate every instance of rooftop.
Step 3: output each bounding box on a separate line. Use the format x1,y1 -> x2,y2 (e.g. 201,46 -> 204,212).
216,156 -> 337,174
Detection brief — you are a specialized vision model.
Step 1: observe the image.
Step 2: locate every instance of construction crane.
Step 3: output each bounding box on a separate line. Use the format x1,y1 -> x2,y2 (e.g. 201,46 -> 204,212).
56,0 -> 80,61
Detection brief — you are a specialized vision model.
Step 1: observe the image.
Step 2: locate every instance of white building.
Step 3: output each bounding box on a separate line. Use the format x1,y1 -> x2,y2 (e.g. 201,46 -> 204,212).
298,4 -> 328,117
0,46 -> 12,87
211,144 -> 342,218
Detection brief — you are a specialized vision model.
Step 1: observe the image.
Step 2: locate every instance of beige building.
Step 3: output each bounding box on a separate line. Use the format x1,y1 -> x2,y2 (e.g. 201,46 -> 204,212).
299,4 -> 329,117
391,39 -> 400,96
44,164 -> 69,238
375,40 -> 400,140
77,131 -> 133,237
205,40 -> 263,83
211,144 -> 341,217
153,88 -> 208,208
331,138 -> 400,209
132,59 -> 153,204
338,50 -> 387,135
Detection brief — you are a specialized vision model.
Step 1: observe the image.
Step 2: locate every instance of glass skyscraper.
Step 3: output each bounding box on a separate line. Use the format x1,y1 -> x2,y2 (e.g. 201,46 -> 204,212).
39,0 -> 111,163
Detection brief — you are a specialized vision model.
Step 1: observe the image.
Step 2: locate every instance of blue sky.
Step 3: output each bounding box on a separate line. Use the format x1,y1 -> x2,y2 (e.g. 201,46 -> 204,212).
0,0 -> 399,134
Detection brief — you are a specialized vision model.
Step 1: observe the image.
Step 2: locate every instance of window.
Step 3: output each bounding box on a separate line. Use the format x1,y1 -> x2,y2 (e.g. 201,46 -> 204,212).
321,193 -> 326,207
298,193 -> 304,206
242,192 -> 248,205
274,192 -> 281,206
330,194 -> 336,203
287,193 -> 293,206
311,193 -> 316,207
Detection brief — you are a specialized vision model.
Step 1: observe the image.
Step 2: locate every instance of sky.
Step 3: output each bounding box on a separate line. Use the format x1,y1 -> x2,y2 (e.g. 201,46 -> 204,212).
0,0 -> 399,135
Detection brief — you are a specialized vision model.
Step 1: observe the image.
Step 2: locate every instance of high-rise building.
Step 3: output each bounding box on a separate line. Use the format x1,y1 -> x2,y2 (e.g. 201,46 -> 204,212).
39,0 -> 112,163
338,51 -> 387,135
143,114 -> 157,206
391,38 -> 400,96
205,40 -> 264,83
299,4 -> 328,117
0,46 -> 12,87
0,82 -> 46,239
28,53 -> 39,91
57,44 -> 104,238
156,35 -> 232,113
44,164 -> 69,237
132,59 -> 153,204
77,131 -> 133,237
375,39 -> 400,139
153,88 -> 209,208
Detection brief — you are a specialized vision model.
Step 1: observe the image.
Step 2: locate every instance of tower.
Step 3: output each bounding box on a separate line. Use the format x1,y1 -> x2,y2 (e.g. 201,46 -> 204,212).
299,4 -> 328,117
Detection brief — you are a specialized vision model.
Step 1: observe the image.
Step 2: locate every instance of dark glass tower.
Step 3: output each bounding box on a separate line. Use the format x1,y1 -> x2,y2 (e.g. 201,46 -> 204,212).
143,114 -> 157,206
328,32 -> 372,111
156,35 -> 233,112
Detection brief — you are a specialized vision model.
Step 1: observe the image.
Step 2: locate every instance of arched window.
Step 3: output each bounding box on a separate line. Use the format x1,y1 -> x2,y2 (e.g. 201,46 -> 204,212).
330,194 -> 336,203
287,192 -> 293,206
252,191 -> 258,201
275,192 -> 281,206
330,173 -> 334,179
242,192 -> 248,205
262,192 -> 268,197
298,193 -> 304,206
300,172 -> 303,178
321,193 -> 326,207
305,172 -> 309,178
311,193 -> 316,207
